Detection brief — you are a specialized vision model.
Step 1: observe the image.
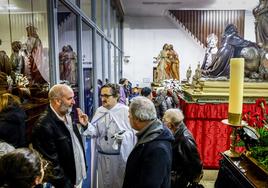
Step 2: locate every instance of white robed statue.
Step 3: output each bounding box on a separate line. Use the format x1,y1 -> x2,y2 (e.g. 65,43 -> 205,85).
84,103 -> 136,188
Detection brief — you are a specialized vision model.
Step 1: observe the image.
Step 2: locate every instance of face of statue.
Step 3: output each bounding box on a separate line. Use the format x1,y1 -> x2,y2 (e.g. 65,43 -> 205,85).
207,34 -> 218,48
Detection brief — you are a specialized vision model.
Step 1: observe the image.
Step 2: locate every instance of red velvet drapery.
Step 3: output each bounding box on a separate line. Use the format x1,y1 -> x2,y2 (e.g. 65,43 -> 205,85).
179,97 -> 268,168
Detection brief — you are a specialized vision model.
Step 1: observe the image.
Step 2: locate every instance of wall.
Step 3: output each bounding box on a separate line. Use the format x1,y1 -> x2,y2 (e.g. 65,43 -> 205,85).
244,10 -> 256,42
123,12 -> 256,87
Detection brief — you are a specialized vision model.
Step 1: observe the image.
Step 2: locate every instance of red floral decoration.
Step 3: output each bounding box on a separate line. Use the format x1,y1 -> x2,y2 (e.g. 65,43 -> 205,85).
242,98 -> 268,128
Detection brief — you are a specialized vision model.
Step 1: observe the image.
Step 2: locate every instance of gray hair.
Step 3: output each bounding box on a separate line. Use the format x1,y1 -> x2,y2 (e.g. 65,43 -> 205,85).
165,108 -> 184,127
48,84 -> 72,101
129,96 -> 157,121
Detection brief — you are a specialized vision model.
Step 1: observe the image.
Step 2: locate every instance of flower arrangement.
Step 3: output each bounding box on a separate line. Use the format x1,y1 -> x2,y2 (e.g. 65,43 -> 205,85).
242,98 -> 268,172
14,73 -> 29,87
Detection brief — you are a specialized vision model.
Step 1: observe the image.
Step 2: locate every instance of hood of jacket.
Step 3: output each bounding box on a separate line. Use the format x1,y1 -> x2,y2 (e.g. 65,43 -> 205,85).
136,119 -> 174,146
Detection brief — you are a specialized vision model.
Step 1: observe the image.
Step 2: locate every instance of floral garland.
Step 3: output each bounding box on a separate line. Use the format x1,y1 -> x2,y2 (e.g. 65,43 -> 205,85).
242,98 -> 268,171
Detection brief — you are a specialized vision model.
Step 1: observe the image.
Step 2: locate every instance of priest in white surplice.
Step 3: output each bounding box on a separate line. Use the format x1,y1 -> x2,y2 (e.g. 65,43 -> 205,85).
83,83 -> 136,188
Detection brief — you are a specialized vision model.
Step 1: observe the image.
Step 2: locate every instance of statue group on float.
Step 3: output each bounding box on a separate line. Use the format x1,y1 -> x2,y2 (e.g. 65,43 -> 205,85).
202,0 -> 268,81
154,0 -> 268,83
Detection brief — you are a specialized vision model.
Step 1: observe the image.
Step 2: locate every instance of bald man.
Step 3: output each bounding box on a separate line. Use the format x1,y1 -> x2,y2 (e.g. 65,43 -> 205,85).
163,109 -> 203,188
32,84 -> 88,188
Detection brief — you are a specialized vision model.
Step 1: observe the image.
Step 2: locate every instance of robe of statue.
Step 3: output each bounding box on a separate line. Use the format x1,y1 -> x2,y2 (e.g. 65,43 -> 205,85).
25,35 -> 48,83
156,46 -> 170,82
83,103 -> 136,188
59,45 -> 77,84
253,0 -> 268,50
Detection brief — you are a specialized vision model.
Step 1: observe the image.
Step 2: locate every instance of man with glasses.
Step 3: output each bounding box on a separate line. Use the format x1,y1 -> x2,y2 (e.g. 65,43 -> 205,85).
83,83 -> 136,188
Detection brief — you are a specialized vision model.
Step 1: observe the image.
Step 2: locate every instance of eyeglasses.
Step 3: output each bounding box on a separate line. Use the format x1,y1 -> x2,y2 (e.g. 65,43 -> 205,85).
100,94 -> 113,98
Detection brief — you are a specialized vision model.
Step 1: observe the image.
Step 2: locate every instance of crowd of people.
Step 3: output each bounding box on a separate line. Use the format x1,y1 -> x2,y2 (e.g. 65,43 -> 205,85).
0,79 -> 203,188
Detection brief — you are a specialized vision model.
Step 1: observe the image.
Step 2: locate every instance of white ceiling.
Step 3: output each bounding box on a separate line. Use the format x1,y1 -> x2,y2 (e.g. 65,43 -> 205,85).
121,0 -> 259,16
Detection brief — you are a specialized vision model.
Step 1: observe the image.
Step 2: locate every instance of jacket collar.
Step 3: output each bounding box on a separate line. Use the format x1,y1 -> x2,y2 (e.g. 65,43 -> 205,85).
136,119 -> 163,145
174,122 -> 187,137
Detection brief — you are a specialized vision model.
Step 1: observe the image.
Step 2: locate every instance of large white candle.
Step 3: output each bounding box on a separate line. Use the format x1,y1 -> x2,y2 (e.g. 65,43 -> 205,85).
228,58 -> 244,125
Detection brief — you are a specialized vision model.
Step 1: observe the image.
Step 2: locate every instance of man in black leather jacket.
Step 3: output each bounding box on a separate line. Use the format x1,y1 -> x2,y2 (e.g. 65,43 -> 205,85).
32,84 -> 89,188
163,109 -> 203,188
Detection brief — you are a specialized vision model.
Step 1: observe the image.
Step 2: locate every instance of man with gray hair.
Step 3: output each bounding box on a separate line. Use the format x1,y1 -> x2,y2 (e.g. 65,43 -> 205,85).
123,96 -> 174,188
32,84 -> 88,188
163,108 -> 203,188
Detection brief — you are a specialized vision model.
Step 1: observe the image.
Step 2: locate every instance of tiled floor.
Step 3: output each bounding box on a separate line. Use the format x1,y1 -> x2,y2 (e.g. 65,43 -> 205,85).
200,169 -> 219,188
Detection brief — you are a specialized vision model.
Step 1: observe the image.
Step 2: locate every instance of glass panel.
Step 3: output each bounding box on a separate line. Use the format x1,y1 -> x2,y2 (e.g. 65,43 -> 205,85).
96,0 -> 102,29
110,45 -> 115,82
118,51 -> 122,78
82,22 -> 93,118
114,49 -> 118,83
0,0 -> 49,97
81,0 -> 92,19
96,33 -> 103,81
110,6 -> 115,42
57,1 -> 79,104
104,40 -> 109,81
103,0 -> 108,36
115,16 -> 119,46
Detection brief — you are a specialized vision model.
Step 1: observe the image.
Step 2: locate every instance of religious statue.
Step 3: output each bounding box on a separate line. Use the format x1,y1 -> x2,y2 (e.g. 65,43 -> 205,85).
202,24 -> 258,78
24,25 -> 48,84
155,43 -> 180,82
0,51 -> 12,92
168,44 -> 180,80
193,63 -> 202,92
0,51 -> 12,76
186,65 -> 192,83
59,45 -> 77,84
10,41 -> 24,74
155,44 -> 170,82
201,33 -> 218,70
259,44 -> 268,80
240,46 -> 260,79
253,0 -> 268,50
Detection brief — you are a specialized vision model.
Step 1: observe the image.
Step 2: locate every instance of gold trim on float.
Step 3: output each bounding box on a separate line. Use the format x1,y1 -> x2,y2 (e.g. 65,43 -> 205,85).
228,113 -> 241,125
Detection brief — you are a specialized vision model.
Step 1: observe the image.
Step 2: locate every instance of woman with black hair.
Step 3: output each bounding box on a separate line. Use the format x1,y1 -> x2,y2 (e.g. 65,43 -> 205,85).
0,148 -> 45,188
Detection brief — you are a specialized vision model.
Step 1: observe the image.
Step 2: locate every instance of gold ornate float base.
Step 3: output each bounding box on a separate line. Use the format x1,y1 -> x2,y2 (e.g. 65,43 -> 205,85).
182,81 -> 268,102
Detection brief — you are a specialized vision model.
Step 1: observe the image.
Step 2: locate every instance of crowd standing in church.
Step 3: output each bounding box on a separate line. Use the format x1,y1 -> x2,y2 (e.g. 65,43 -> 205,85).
0,78 -> 204,188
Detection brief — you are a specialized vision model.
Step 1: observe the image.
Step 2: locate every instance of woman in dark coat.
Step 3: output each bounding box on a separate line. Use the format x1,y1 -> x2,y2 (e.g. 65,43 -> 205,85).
0,93 -> 27,148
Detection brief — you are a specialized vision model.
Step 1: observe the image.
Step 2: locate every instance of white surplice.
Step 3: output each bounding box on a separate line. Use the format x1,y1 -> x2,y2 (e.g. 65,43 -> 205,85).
83,103 -> 136,188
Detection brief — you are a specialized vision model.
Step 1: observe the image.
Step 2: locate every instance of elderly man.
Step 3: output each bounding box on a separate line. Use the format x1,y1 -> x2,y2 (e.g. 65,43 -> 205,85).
123,96 -> 174,188
83,83 -> 136,188
163,108 -> 203,188
32,84 -> 88,188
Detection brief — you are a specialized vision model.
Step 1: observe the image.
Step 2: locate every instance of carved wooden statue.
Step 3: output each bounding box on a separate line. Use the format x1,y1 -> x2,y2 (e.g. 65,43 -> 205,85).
253,0 -> 268,50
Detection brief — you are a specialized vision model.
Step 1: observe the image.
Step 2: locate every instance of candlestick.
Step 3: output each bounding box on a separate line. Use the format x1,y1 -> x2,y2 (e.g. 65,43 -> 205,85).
228,58 -> 244,125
